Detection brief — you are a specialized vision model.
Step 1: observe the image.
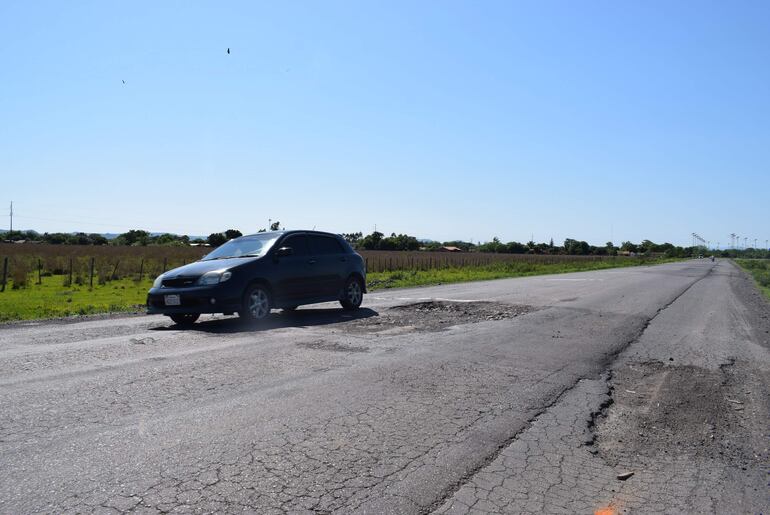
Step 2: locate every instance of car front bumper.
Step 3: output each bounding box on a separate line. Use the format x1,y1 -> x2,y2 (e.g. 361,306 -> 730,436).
146,284 -> 241,315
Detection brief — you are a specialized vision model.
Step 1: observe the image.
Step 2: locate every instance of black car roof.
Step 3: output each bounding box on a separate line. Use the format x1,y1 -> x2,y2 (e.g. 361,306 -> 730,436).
241,230 -> 340,238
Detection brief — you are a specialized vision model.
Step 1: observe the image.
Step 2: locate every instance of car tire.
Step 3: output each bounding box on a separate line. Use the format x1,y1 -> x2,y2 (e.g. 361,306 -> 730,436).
340,276 -> 363,311
240,284 -> 272,322
169,313 -> 200,326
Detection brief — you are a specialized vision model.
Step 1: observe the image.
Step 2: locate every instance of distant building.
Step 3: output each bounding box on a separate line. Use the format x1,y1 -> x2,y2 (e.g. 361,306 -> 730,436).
438,246 -> 463,252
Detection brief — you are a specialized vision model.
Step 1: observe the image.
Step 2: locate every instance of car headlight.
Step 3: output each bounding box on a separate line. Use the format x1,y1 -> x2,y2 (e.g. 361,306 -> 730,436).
152,274 -> 164,289
197,270 -> 232,285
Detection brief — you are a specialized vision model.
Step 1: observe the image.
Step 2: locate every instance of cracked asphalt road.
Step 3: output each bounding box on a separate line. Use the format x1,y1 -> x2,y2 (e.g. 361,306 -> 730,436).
1,260 -> 768,513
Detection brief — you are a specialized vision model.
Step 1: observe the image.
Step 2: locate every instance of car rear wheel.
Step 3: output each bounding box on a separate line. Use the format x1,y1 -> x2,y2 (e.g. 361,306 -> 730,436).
169,313 -> 200,326
240,284 -> 271,321
340,276 -> 363,310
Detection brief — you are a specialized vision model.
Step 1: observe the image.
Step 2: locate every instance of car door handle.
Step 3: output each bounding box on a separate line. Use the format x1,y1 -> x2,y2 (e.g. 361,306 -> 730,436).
308,259 -> 317,265
339,257 -> 347,262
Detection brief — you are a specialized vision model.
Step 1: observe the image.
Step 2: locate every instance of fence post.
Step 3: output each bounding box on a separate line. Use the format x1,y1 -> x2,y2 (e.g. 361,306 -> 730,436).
162,258 -> 167,273
138,259 -> 144,281
89,257 -> 95,288
37,258 -> 42,285
68,258 -> 73,286
111,260 -> 120,280
1,257 -> 7,292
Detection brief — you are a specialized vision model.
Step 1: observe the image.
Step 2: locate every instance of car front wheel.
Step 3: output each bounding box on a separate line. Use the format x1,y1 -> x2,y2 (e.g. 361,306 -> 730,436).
340,276 -> 363,310
240,284 -> 271,321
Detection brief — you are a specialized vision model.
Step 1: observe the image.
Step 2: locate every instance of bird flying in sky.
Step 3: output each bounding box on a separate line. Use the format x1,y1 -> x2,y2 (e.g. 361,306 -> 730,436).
227,48 -> 230,55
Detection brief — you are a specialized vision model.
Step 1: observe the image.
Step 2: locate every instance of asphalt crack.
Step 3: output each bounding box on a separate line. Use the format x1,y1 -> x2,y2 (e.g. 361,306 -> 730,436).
430,264 -> 721,514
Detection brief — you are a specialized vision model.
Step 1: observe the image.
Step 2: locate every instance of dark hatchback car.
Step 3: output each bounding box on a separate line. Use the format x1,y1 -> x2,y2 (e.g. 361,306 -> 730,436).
147,230 -> 366,325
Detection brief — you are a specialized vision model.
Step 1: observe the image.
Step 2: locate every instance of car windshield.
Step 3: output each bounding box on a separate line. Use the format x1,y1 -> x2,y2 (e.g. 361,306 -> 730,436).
201,234 -> 280,261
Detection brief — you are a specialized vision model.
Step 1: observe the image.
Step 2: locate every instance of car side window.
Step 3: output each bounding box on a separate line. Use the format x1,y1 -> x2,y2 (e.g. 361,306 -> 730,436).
310,236 -> 345,255
281,235 -> 309,256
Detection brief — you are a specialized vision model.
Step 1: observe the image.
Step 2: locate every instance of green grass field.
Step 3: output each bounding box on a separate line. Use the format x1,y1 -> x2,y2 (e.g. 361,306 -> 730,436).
735,259 -> 770,301
0,256 -> 678,322
0,276 -> 155,322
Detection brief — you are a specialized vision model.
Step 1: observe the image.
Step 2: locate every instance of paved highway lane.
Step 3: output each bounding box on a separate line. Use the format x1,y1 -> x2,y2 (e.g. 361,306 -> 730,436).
1,260 -> 767,513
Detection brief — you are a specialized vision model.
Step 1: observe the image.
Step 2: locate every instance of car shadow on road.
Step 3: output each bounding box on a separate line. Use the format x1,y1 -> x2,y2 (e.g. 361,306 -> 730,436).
149,307 -> 379,334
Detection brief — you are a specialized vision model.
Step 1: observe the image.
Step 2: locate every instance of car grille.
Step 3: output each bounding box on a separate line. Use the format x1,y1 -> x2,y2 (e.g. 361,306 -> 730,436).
161,276 -> 198,288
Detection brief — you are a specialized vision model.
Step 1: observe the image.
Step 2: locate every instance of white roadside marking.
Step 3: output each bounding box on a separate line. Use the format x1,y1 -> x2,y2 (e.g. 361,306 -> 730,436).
367,296 -> 481,303
543,278 -> 604,282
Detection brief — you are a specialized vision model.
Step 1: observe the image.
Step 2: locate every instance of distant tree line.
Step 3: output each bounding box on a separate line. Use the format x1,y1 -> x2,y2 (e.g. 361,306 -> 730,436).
3,227 -> 769,259
343,232 -> 421,251
1,230 -> 111,245
342,231 -> 770,259
0,221 -> 284,248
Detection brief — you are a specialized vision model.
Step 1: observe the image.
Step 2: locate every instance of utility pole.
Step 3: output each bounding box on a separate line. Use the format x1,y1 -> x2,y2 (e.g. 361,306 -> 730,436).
754,238 -> 757,249
744,237 -> 748,248
8,201 -> 12,238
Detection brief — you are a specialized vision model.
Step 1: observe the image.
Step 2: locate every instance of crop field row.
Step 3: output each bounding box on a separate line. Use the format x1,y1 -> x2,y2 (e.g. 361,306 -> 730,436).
359,250 -> 627,273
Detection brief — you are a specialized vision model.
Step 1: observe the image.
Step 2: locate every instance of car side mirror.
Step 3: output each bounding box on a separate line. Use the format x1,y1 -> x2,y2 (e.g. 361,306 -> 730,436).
275,246 -> 294,258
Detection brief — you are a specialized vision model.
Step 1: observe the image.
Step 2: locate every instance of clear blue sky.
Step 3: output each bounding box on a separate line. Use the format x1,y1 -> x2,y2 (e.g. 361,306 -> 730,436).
2,1 -> 769,248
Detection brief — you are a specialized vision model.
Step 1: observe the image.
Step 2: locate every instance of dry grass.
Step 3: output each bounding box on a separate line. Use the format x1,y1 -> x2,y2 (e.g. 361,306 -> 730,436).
359,250 -> 626,273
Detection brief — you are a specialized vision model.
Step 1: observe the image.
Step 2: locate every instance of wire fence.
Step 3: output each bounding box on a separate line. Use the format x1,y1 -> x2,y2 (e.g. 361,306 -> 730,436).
0,244 -> 207,291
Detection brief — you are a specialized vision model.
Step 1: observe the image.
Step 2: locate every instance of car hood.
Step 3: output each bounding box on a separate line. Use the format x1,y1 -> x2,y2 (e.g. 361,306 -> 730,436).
162,257 -> 258,278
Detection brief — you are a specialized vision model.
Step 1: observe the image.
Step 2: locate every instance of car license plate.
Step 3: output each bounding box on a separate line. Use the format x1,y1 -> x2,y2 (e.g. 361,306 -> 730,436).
164,294 -> 181,306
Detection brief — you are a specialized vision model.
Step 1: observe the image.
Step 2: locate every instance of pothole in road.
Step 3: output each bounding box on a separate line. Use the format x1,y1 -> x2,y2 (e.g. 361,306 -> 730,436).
596,361 -> 760,467
351,300 -> 535,333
